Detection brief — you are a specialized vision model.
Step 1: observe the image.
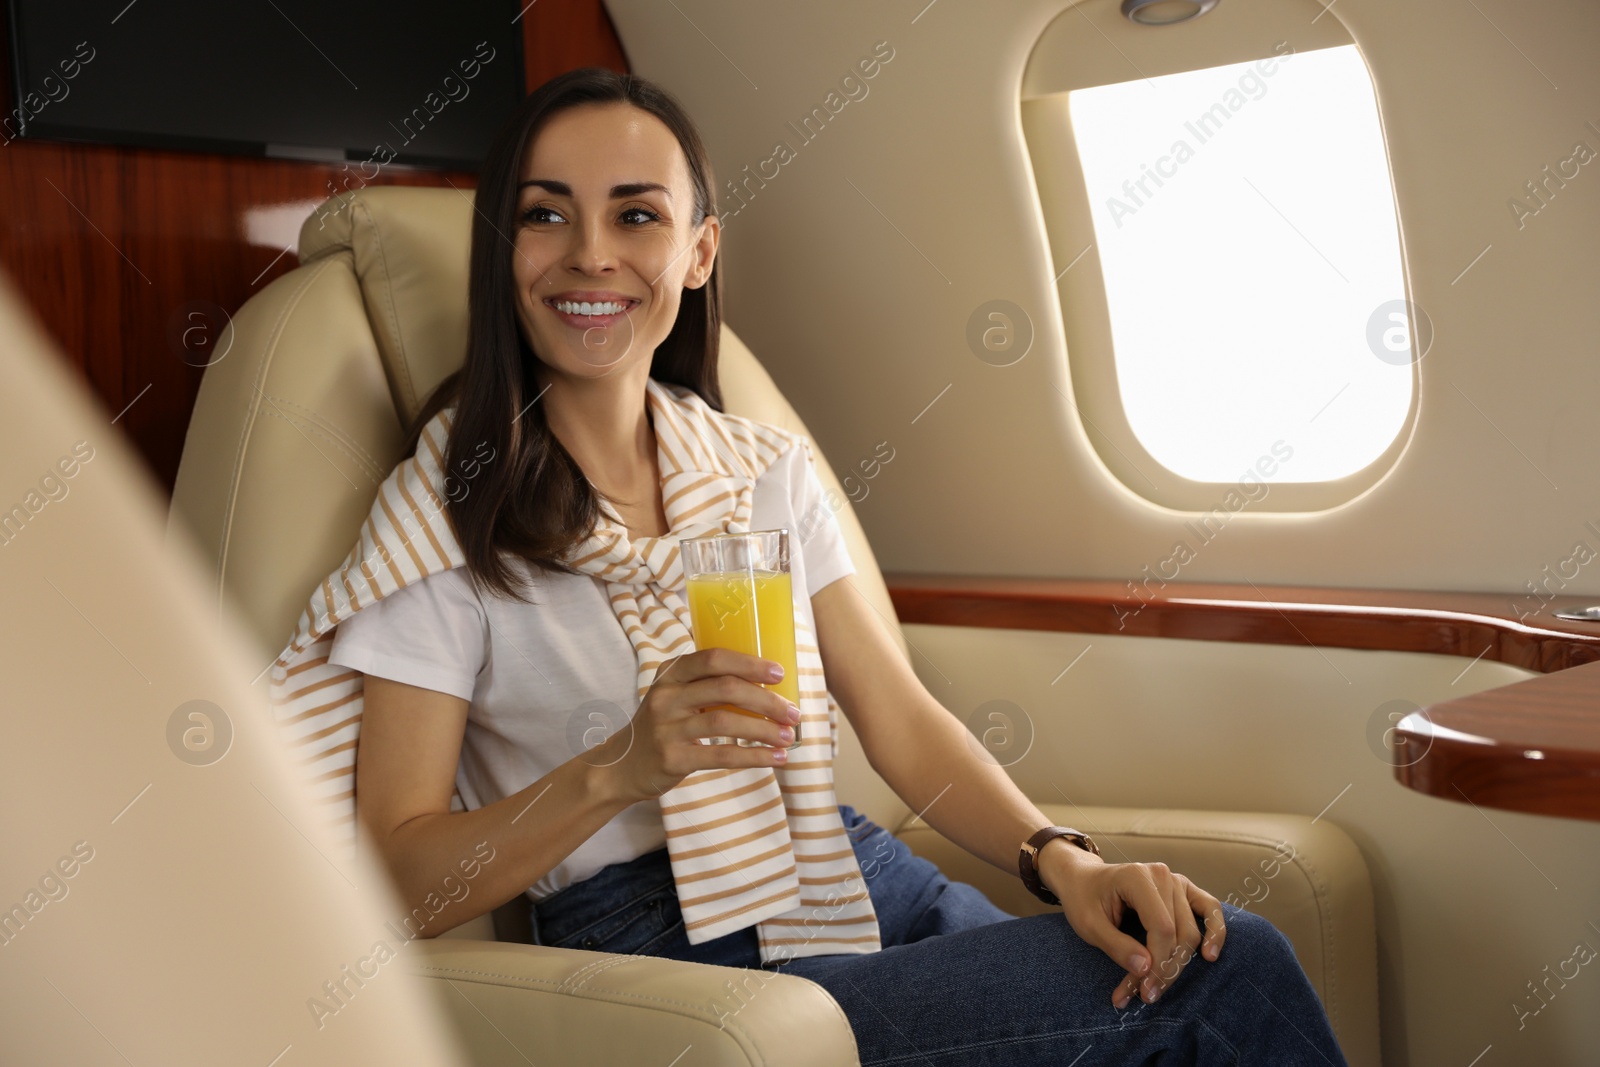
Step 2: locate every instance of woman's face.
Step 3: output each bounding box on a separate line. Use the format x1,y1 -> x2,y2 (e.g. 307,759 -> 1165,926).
511,101 -> 718,381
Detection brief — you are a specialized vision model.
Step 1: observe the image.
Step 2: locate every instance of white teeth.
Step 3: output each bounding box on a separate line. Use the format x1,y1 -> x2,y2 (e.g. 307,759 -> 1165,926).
551,299 -> 628,316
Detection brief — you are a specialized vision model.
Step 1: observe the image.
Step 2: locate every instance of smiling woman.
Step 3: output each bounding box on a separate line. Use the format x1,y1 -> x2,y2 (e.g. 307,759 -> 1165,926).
387,70 -> 726,577
514,139 -> 701,388
315,67 -> 1349,1067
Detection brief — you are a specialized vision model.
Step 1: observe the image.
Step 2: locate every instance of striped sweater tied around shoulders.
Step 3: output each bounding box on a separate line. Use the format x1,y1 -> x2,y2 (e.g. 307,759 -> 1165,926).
267,376 -> 882,962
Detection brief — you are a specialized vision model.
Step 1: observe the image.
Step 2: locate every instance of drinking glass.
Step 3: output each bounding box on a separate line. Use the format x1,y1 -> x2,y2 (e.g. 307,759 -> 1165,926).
680,529 -> 801,748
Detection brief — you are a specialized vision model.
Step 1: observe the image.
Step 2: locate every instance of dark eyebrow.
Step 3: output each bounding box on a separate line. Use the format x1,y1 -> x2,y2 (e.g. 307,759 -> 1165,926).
517,179 -> 673,200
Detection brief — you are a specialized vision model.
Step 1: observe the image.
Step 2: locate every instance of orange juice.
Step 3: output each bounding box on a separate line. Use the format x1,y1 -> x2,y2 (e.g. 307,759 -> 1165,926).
685,569 -> 800,733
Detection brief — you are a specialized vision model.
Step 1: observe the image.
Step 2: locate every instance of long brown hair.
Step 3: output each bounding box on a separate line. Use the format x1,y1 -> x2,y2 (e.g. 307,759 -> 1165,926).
398,67 -> 723,603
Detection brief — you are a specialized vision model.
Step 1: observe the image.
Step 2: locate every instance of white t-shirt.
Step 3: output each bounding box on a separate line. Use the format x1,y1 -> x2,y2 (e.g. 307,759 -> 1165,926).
327,438 -> 856,901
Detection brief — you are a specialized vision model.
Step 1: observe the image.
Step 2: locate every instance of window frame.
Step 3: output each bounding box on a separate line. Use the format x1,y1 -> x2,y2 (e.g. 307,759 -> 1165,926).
1020,9 -> 1419,513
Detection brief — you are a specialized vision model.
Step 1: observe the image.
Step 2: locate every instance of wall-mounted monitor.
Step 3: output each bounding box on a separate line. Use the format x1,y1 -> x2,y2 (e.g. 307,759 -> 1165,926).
4,1 -> 526,169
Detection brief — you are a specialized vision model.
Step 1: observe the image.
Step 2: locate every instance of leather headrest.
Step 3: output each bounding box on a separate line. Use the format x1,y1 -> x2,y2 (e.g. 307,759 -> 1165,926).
299,186 -> 476,421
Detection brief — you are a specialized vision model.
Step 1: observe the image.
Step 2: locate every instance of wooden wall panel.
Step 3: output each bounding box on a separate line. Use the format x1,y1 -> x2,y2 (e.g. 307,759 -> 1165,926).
521,0 -> 630,85
0,2 -> 626,498
884,571 -> 1600,821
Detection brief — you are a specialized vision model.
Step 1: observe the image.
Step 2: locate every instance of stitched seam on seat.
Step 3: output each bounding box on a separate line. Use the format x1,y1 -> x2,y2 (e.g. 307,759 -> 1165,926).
1284,851 -> 1339,1037
255,409 -> 383,486
260,392 -> 387,476
432,971 -> 771,1067
550,952 -> 635,994
219,258 -> 340,610
353,198 -> 417,415
417,963 -> 835,1066
423,961 -> 857,1063
297,196 -> 355,264
561,954 -> 636,992
1098,827 -> 1296,850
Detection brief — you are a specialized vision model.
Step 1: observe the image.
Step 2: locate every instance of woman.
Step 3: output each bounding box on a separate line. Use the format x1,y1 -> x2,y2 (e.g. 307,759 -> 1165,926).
328,67 -> 1348,1064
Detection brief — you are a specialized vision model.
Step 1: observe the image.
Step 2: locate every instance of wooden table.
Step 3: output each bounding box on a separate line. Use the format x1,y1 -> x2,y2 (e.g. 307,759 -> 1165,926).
1395,660 -> 1600,822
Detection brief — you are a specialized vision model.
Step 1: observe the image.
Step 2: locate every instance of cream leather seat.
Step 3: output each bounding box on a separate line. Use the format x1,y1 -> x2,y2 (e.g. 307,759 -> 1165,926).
166,186 -> 1384,1066
0,274 -> 469,1065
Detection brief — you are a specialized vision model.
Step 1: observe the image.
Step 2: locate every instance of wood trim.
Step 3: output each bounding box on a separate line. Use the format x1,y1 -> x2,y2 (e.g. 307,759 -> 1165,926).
883,572 -> 1600,822
1395,660 -> 1600,822
0,6 -> 628,501
521,0 -> 630,85
883,572 -> 1600,673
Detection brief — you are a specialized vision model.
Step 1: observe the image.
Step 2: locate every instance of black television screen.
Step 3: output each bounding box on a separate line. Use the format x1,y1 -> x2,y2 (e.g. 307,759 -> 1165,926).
4,0 -> 526,169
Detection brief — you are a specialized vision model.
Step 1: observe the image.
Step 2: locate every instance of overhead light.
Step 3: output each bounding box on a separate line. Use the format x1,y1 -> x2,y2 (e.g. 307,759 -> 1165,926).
1121,0 -> 1219,25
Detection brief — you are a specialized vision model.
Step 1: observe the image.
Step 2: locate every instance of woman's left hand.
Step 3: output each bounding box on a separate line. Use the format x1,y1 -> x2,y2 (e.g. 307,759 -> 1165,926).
1037,840 -> 1227,1008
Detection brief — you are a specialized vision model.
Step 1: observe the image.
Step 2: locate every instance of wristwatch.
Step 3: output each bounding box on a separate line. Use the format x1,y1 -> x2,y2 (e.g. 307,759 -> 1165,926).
1018,825 -> 1100,906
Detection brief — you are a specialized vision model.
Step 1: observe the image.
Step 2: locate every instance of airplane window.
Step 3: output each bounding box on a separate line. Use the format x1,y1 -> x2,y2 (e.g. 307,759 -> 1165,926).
1064,44 -> 1413,490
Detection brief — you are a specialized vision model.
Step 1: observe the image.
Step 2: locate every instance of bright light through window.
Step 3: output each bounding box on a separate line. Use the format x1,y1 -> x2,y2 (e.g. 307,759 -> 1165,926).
1068,45 -> 1413,484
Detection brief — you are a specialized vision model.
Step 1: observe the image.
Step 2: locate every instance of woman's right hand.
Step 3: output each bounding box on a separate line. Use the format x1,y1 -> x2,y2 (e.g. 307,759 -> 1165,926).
594,648 -> 802,802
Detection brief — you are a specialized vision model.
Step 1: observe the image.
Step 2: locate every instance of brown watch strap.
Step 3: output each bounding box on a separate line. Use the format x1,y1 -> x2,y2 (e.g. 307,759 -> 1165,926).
1018,825 -> 1100,906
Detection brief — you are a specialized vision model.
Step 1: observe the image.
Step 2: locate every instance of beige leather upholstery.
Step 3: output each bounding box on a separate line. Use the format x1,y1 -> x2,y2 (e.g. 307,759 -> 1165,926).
406,940 -> 858,1067
0,273 -> 470,1064
165,187 -> 1381,1065
899,805 -> 1381,1063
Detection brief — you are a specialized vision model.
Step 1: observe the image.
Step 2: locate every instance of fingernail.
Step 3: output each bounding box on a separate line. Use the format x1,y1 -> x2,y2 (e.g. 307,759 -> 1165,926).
1114,991 -> 1130,1009
787,702 -> 802,723
767,663 -> 785,681
1143,978 -> 1158,1001
771,747 -> 787,763
1147,983 -> 1162,1004
778,726 -> 794,743
1128,953 -> 1148,975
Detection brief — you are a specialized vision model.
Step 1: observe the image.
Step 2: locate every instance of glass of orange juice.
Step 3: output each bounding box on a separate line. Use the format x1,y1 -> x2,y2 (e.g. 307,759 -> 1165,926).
680,529 -> 801,749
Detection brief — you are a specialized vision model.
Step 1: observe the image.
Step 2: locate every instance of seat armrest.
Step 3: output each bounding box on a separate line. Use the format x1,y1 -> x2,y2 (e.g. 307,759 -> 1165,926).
895,804 -> 1382,1067
405,939 -> 860,1067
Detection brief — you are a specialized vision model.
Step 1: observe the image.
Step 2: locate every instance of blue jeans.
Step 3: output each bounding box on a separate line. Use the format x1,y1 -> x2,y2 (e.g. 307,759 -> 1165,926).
527,804 -> 1349,1066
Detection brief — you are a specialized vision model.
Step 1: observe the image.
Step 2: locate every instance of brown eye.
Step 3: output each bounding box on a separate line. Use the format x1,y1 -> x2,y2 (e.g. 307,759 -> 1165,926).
521,205 -> 564,224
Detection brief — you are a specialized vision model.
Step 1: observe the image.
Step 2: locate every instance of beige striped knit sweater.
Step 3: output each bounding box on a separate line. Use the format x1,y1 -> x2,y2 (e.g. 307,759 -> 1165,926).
268,377 -> 882,962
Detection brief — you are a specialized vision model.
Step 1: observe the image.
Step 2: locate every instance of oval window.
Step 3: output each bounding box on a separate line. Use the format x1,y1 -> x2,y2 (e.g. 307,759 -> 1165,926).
1024,25 -> 1417,511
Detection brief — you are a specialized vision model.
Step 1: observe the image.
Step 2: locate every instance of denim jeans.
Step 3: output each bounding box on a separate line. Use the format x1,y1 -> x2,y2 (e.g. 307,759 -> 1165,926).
528,804 -> 1350,1066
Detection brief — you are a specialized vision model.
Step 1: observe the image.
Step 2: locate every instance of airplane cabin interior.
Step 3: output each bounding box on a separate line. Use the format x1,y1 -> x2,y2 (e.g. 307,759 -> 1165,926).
2,1 -> 1598,1065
